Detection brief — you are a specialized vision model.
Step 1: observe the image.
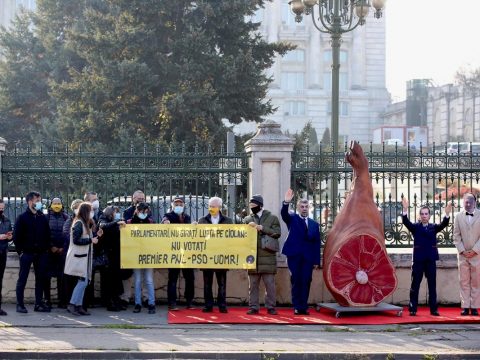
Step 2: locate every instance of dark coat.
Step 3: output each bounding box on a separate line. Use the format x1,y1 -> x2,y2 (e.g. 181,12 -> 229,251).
243,209 -> 281,274
280,203 -> 321,265
47,210 -> 69,248
402,214 -> 450,261
0,214 -> 12,251
163,211 -> 191,225
13,208 -> 51,255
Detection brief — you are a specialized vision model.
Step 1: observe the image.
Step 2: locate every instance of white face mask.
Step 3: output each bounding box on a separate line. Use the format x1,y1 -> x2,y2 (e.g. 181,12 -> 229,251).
90,211 -> 95,219
91,200 -> 100,210
138,213 -> 148,220
114,213 -> 121,221
74,209 -> 79,216
34,201 -> 43,211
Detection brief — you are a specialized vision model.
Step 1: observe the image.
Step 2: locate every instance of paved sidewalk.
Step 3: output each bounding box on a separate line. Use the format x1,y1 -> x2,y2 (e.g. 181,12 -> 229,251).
0,303 -> 479,359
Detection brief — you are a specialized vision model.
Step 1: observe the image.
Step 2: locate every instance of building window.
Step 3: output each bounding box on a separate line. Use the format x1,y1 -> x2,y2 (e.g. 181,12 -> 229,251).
323,50 -> 348,64
282,72 -> 305,90
283,49 -> 305,63
323,72 -> 348,91
284,101 -> 306,116
326,101 -> 349,116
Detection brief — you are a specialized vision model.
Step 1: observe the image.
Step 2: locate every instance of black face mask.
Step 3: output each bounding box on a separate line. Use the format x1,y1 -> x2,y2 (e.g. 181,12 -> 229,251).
251,206 -> 261,215
0,210 -> 3,217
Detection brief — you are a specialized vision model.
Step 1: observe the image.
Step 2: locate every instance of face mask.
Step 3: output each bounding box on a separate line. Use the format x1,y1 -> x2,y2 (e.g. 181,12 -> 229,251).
209,207 -> 219,216
0,210 -> 3,217
114,213 -> 121,221
74,209 -> 79,215
51,204 -> 63,213
250,206 -> 261,215
90,211 -> 95,219
138,213 -> 148,220
174,206 -> 184,215
34,201 -> 43,211
91,200 -> 99,210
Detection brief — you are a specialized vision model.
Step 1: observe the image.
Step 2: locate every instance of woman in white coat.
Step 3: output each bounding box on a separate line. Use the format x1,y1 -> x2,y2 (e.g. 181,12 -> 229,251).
64,202 -> 101,316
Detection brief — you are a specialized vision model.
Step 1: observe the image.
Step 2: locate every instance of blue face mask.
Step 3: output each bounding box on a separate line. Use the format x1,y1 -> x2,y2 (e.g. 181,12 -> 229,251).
174,206 -> 184,215
114,213 -> 121,221
138,213 -> 147,220
34,201 -> 43,211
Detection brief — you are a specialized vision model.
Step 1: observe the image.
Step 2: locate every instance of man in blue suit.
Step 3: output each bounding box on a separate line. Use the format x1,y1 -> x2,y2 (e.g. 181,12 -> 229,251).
402,198 -> 452,316
281,189 -> 321,315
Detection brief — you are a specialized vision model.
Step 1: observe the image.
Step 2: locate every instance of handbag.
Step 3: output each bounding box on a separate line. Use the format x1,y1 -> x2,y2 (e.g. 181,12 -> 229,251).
261,234 -> 280,253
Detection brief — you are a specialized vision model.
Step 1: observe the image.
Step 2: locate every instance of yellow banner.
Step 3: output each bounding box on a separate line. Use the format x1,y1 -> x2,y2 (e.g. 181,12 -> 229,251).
120,224 -> 257,269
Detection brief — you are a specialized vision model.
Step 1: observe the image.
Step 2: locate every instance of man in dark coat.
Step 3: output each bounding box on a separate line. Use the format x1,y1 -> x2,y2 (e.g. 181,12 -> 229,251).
162,197 -> 195,310
198,196 -> 233,313
243,194 -> 281,315
402,198 -> 452,316
281,189 -> 321,315
13,191 -> 51,313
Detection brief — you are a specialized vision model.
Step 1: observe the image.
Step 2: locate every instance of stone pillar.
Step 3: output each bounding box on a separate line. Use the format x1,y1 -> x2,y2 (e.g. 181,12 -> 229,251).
244,121 -> 295,265
0,137 -> 7,196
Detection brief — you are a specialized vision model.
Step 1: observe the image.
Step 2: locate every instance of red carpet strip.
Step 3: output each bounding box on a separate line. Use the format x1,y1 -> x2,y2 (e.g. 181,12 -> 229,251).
168,306 -> 480,325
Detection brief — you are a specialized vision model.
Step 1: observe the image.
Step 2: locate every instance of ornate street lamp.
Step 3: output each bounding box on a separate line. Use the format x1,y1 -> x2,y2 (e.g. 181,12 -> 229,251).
289,0 -> 385,218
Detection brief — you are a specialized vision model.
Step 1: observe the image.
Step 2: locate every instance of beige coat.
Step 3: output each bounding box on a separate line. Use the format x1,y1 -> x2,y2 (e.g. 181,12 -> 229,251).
64,220 -> 93,280
453,211 -> 480,254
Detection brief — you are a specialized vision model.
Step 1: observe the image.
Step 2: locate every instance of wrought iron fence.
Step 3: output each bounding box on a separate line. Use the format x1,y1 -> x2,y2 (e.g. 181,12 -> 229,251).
1,142 -> 250,224
292,143 -> 480,248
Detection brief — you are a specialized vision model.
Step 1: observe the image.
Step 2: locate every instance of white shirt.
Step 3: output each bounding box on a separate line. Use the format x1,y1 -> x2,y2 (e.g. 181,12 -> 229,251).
211,215 -> 220,224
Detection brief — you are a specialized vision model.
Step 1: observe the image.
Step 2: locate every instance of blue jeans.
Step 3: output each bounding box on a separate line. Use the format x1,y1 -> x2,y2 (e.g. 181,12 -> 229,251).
70,272 -> 89,306
133,269 -> 155,306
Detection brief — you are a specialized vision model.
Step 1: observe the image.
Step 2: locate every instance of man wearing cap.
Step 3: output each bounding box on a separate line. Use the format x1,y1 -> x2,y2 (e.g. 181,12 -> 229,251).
198,197 -> 233,313
281,189 -> 321,315
162,197 -> 195,310
243,195 -> 281,315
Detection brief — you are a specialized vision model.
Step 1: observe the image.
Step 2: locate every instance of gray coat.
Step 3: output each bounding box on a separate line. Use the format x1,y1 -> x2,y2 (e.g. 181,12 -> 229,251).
244,210 -> 281,274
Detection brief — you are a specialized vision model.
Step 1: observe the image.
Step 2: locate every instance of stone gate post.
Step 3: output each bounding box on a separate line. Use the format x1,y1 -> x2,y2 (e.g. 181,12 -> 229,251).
244,121 -> 294,265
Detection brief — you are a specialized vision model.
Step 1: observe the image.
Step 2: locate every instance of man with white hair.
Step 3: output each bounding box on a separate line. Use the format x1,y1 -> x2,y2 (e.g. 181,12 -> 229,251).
198,197 -> 233,313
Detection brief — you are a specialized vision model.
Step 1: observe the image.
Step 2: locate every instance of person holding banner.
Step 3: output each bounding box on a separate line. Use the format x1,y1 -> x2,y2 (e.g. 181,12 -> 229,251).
198,197 -> 233,313
128,202 -> 156,314
281,189 -> 321,315
243,195 -> 281,315
162,197 -> 196,311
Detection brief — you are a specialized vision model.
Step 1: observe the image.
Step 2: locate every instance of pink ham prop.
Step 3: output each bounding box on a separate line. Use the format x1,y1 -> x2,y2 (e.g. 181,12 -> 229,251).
323,141 -> 398,307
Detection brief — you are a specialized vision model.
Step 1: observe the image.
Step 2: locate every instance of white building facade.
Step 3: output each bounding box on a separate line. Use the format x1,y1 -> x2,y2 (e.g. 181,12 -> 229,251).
0,0 -> 36,29
231,1 -> 391,144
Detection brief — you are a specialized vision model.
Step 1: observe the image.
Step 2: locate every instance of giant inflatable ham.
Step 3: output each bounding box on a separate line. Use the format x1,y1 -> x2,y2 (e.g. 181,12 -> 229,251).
323,141 -> 397,307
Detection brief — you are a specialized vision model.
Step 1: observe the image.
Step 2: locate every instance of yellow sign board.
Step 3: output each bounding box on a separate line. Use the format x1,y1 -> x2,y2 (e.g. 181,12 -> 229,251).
120,224 -> 257,269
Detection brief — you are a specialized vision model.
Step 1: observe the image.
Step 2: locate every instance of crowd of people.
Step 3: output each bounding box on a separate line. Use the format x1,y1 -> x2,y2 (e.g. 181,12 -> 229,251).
0,188 -> 321,316
0,189 -> 477,317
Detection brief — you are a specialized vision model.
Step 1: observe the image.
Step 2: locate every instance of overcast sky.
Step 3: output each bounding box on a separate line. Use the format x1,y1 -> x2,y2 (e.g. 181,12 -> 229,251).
386,0 -> 480,102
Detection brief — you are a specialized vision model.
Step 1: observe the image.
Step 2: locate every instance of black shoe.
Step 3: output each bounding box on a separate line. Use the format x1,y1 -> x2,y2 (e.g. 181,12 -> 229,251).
267,308 -> 278,315
168,304 -> 179,311
246,308 -> 259,315
294,309 -> 309,315
461,308 -> 470,316
409,311 -> 416,316
430,311 -> 440,316
185,302 -> 195,309
133,304 -> 141,313
17,305 -> 28,313
107,305 -> 121,312
202,307 -> 213,313
219,307 -> 228,313
34,304 -> 51,313
0,309 -> 7,316
471,308 -> 479,316
148,305 -> 156,314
